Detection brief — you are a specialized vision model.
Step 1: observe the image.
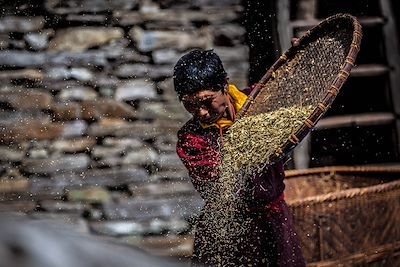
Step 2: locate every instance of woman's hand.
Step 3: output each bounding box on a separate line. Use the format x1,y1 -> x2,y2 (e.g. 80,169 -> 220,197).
291,38 -> 300,47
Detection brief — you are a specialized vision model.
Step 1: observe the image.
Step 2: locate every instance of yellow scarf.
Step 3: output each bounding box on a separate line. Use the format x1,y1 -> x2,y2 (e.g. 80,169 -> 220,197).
200,84 -> 248,129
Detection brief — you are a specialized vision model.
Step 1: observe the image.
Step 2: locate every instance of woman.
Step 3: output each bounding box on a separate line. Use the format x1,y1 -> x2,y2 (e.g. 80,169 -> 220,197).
174,49 -> 305,267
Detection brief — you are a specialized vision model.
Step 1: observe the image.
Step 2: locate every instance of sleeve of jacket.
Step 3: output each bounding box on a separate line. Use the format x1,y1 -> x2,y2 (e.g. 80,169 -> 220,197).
176,131 -> 221,196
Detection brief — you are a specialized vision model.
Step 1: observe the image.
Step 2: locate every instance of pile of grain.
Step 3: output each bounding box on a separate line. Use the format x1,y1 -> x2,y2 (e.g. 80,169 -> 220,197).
220,105 -> 314,179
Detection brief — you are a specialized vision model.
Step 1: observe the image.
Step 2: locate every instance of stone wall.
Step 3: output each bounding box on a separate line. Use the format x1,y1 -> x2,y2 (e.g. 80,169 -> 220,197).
0,0 -> 248,259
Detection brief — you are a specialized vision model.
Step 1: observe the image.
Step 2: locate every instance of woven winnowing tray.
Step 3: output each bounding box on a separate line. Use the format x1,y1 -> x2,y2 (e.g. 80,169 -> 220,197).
236,13 -> 362,164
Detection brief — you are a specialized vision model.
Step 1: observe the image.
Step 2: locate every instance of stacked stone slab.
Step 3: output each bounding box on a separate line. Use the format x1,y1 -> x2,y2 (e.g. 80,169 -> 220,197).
0,0 -> 248,259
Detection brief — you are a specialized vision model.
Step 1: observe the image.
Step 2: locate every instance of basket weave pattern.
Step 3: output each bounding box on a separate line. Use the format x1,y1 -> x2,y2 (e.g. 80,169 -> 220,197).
284,166 -> 400,265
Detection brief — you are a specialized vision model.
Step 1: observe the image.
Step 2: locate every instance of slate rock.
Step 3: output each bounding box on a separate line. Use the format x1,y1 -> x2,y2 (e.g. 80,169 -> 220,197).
122,147 -> 159,166
0,89 -> 52,110
0,120 -> 65,144
0,16 -> 45,33
66,187 -> 111,204
61,120 -> 88,138
45,0 -> 140,14
130,27 -> 212,52
46,67 -> 94,82
58,86 -> 98,101
80,99 -> 135,120
115,79 -> 157,101
0,69 -> 44,81
24,30 -> 53,51
21,154 -> 90,174
89,220 -> 145,237
38,200 -> 88,214
114,64 -> 172,79
49,137 -> 96,154
51,101 -> 82,120
79,166 -> 149,187
49,27 -> 124,53
129,181 -> 194,198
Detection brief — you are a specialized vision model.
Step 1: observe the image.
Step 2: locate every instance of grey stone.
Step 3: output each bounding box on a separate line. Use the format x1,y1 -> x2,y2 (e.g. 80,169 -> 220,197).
27,148 -> 49,159
149,170 -> 190,182
91,145 -> 126,159
122,147 -> 159,166
0,51 -> 46,67
28,176 -> 77,198
157,152 -> 185,170
21,154 -> 90,174
0,146 -> 26,162
79,166 -> 149,187
58,86 -> 98,101
45,0 -> 140,14
129,181 -> 194,198
115,8 -> 240,26
93,157 -> 122,168
27,212 -> 90,233
152,49 -> 182,65
102,196 -> 202,220
214,45 -> 249,62
0,51 -> 113,68
49,27 -> 124,53
136,101 -> 167,120
50,101 -> 82,121
66,187 -> 111,203
0,69 -> 44,81
102,137 -> 143,149
61,120 -> 88,138
39,200 -> 88,213
49,51 -> 109,67
129,27 -> 212,52
154,135 -> 178,153
24,30 -> 53,51
49,138 -> 96,154
65,14 -> 107,23
0,16 -> 45,33
70,68 -> 95,82
0,175 -> 29,194
0,119 -> 66,144
192,0 -> 241,7
0,111 -> 49,125
114,64 -> 172,79
86,119 -> 133,137
89,220 -> 145,237
115,79 -> 157,101
80,99 -> 136,120
46,67 -> 94,82
0,89 -> 52,111
137,101 -> 188,121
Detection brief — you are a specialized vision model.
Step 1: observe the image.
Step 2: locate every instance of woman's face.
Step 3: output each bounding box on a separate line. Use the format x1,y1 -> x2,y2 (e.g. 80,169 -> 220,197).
182,88 -> 229,124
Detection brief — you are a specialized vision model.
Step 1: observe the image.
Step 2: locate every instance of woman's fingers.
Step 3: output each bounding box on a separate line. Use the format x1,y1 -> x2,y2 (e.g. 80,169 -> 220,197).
291,38 -> 300,47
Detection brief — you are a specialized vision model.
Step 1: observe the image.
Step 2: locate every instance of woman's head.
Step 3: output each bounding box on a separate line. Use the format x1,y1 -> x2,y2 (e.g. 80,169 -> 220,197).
173,49 -> 230,124
173,49 -> 228,101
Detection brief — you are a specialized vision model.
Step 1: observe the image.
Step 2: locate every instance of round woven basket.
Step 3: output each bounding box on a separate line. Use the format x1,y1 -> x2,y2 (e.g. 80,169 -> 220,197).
237,13 -> 362,163
282,165 -> 400,265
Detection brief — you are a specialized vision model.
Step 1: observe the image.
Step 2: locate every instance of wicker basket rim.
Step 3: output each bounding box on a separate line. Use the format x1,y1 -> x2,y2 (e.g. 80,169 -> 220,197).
285,164 -> 400,178
286,177 -> 400,207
